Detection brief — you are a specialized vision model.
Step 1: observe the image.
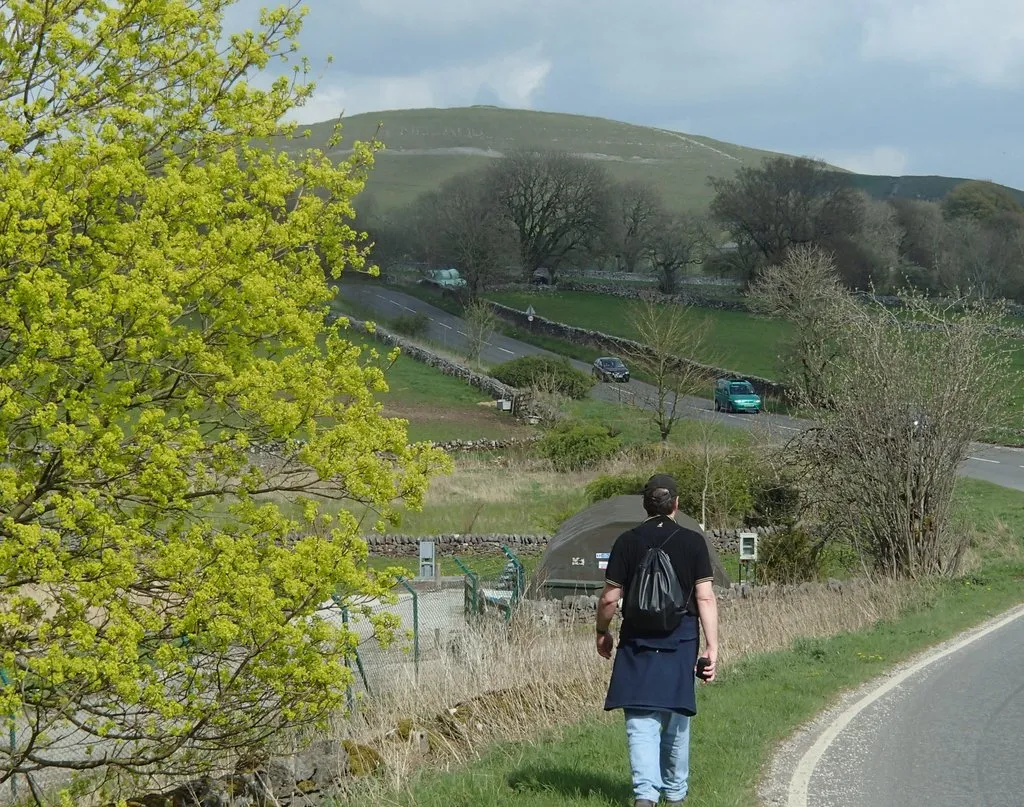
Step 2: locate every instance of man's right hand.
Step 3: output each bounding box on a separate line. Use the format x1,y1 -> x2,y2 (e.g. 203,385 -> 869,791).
697,647 -> 717,683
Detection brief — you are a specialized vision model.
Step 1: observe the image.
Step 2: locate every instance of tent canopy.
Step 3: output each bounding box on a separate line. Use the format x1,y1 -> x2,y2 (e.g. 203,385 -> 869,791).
529,495 -> 731,599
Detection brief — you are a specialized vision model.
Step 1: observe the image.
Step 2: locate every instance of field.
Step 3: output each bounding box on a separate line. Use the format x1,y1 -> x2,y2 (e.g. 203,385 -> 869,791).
341,330 -> 536,443
488,288 -> 792,379
272,106 -> 1024,215
485,288 -> 1024,440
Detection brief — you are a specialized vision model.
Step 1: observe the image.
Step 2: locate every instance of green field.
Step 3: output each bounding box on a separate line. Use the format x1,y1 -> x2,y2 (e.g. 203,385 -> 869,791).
275,106 -> 1024,216
488,289 -> 792,379
485,289 -> 1024,441
344,331 -> 535,443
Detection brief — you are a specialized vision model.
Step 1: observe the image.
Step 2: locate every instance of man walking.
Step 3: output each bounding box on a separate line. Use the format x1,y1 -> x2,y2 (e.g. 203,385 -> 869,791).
595,474 -> 719,807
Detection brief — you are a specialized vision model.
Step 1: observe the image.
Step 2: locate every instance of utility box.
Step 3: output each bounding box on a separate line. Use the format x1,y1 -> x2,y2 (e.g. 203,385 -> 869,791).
496,398 -> 513,411
738,531 -> 758,562
418,540 -> 436,580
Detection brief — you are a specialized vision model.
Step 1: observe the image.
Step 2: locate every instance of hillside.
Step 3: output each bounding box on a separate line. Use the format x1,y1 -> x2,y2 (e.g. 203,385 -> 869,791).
279,105 -> 1024,212
279,106 -> 792,212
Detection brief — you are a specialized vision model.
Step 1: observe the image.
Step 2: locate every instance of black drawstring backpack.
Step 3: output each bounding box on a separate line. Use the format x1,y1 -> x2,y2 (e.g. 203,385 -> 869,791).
623,528 -> 687,634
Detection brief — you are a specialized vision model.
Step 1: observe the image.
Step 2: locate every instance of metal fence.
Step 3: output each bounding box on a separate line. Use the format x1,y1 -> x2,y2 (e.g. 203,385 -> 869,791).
1,667 -> 16,802
335,546 -> 528,701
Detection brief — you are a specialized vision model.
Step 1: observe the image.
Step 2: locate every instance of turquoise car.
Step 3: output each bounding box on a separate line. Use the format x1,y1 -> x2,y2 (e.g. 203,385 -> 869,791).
714,377 -> 762,413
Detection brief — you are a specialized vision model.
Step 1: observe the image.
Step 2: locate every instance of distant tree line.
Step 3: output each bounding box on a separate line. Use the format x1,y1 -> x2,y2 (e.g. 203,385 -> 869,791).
359,150 -> 1024,303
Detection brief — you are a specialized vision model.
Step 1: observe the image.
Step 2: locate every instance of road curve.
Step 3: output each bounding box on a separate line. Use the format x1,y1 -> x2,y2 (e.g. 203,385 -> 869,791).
789,605 -> 1024,807
337,281 -> 1024,492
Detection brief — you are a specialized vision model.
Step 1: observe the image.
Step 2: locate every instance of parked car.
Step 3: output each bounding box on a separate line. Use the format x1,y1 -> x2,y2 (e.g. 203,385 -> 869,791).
420,267 -> 467,289
592,356 -> 630,382
714,377 -> 762,413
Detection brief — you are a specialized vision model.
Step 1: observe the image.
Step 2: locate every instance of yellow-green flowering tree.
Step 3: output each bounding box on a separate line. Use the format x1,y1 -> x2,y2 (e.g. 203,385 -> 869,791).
0,0 -> 450,795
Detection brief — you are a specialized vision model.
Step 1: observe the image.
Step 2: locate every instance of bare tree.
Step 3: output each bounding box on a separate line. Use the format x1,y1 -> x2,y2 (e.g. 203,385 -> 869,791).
410,171 -> 516,296
486,149 -> 613,280
646,212 -> 709,294
708,155 -> 863,282
789,290 -> 1014,578
464,298 -> 499,365
611,180 -> 663,273
625,298 -> 712,441
746,244 -> 858,408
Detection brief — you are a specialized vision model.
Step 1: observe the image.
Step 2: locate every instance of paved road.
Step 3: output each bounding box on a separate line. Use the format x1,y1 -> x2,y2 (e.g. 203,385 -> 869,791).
798,608 -> 1024,807
339,282 -> 1024,492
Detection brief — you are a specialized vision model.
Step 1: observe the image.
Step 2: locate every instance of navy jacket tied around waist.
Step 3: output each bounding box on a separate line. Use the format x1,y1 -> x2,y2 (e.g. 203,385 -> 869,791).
603,614 -> 700,716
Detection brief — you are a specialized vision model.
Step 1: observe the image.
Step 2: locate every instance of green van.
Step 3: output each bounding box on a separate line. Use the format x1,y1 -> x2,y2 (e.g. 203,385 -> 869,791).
714,377 -> 762,413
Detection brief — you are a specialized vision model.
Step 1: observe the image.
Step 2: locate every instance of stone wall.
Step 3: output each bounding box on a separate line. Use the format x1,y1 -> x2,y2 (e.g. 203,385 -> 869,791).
557,279 -> 749,311
537,575 -> 854,623
365,526 -> 779,558
485,301 -> 790,400
433,436 -> 541,453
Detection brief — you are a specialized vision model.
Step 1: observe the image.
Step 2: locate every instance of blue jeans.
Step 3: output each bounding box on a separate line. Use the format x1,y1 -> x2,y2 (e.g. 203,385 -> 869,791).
624,708 -> 691,803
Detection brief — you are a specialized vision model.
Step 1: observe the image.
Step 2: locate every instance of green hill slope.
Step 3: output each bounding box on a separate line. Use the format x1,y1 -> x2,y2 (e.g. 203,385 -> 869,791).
280,105 -> 1024,212
281,106 -> 790,212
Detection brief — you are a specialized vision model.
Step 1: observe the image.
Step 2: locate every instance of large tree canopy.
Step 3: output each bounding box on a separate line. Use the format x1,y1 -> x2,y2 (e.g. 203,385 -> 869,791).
0,0 -> 449,798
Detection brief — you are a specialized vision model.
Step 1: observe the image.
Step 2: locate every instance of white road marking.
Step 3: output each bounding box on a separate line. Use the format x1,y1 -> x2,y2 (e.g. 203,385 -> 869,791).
968,456 -> 1000,464
497,347 -> 515,355
787,604 -> 1024,807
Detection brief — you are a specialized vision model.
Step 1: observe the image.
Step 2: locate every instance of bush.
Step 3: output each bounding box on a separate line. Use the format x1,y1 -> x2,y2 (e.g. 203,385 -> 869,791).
584,446 -> 801,528
539,420 -> 621,472
390,312 -> 430,338
585,471 -> 646,502
755,527 -> 823,583
491,355 -> 594,399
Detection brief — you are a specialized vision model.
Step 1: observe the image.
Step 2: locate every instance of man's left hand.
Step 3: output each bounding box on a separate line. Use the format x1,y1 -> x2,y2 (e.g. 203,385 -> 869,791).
596,630 -> 613,659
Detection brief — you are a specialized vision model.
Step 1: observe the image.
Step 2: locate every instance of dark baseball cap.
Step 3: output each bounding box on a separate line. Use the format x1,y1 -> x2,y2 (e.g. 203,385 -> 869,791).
643,473 -> 678,499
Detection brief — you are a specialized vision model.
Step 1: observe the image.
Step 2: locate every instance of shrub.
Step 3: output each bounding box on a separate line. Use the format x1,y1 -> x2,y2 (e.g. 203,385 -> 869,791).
491,355 -> 594,399
585,471 -> 646,502
755,527 -> 823,583
747,468 -> 803,528
539,420 -> 621,472
583,446 -> 800,529
390,311 -> 430,338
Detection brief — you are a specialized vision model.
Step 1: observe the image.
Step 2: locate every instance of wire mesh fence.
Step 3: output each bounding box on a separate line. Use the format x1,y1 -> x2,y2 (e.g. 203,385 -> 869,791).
337,546 -> 530,701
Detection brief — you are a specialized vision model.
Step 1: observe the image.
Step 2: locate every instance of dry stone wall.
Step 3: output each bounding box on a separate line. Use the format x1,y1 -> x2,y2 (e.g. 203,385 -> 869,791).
485,301 -> 789,400
364,526 -> 779,558
535,575 -> 854,624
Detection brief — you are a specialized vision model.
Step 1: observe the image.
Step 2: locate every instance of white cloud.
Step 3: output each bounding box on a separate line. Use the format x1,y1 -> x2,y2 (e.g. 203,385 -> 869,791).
289,49 -> 552,123
860,0 -> 1024,86
352,0 -> 531,30
816,146 -> 910,176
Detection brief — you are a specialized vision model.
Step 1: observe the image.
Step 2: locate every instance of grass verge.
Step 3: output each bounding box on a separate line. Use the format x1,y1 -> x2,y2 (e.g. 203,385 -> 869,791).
331,477 -> 1024,806
345,563 -> 1022,807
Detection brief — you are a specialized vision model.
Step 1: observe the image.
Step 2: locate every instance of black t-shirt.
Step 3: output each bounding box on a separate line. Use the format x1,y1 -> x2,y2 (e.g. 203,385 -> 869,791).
604,515 -> 714,637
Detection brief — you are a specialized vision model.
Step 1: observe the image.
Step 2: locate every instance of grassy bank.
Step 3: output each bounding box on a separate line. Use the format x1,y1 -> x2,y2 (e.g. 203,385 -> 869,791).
352,563 -> 1022,807
334,477 -> 1023,807
487,289 -> 791,379
339,330 -> 535,444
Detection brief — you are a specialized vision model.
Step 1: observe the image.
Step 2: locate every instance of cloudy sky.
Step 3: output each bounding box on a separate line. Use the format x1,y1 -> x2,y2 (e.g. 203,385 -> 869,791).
229,0 -> 1024,188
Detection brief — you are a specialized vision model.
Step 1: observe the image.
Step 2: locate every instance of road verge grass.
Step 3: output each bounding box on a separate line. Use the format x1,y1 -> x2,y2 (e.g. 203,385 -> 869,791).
339,563 -> 1022,807
332,476 -> 1024,807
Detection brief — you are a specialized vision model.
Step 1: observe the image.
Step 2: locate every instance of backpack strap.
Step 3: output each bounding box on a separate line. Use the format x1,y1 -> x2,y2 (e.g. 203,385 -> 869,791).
656,526 -> 683,550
